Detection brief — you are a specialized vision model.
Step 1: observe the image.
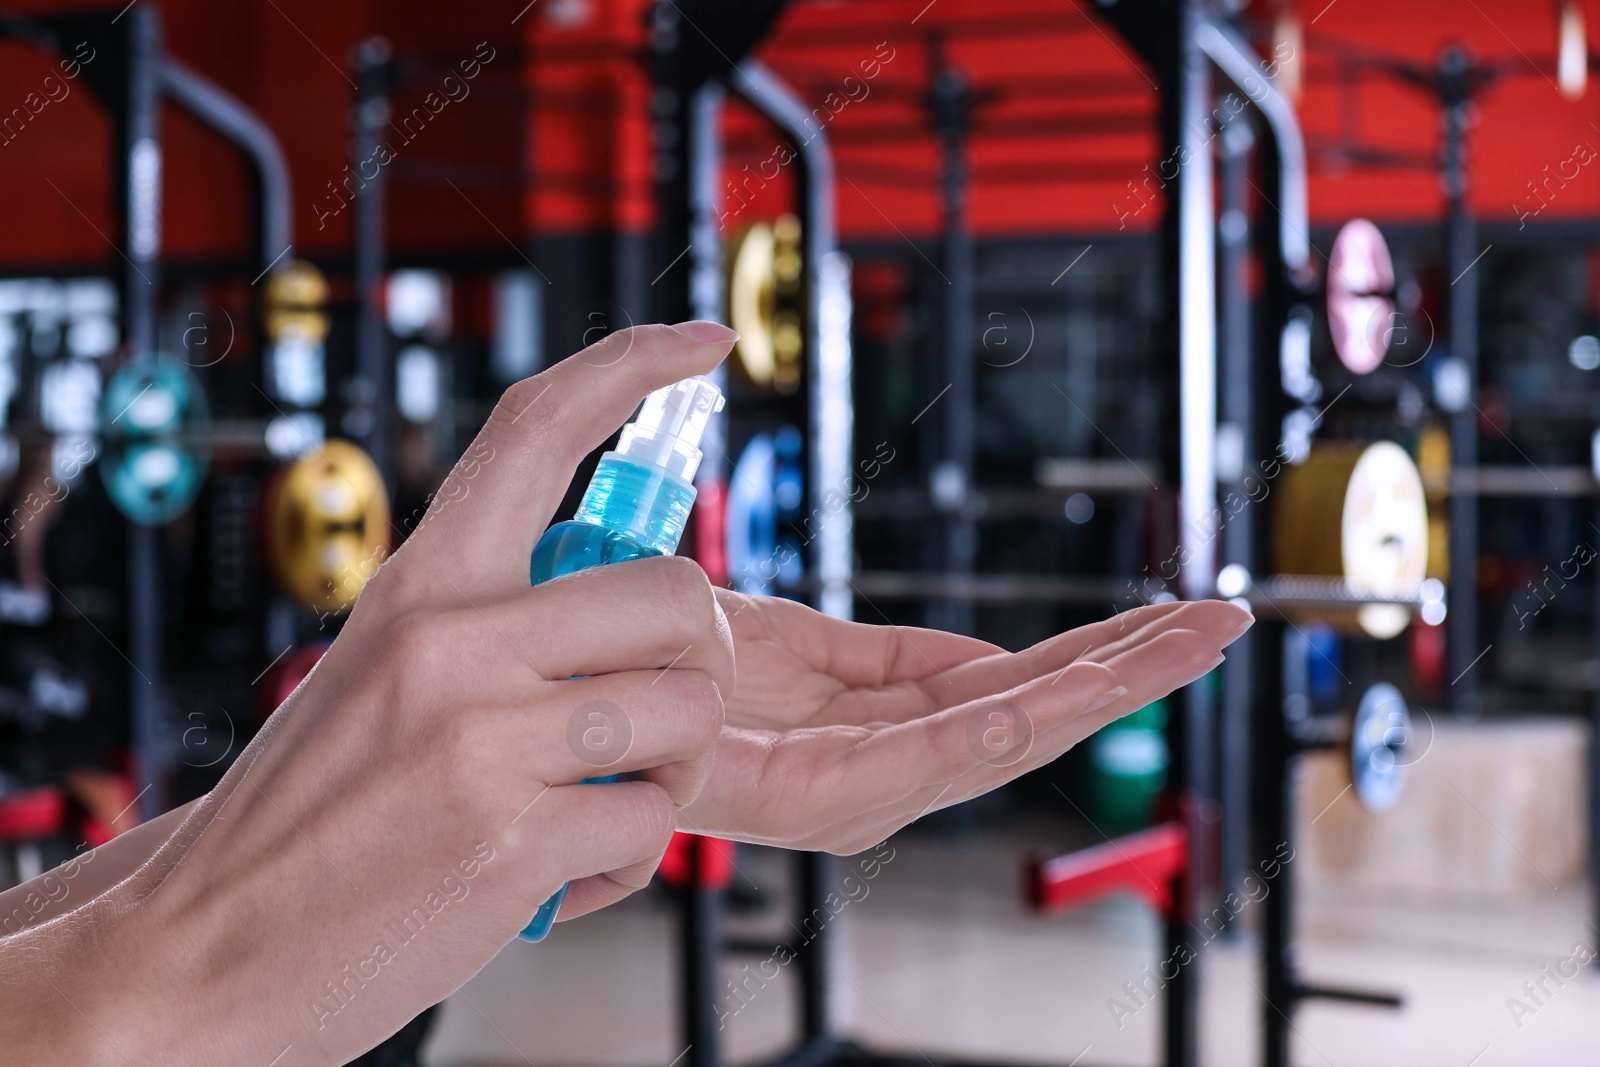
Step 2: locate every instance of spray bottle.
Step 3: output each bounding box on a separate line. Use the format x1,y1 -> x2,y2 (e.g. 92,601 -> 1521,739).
519,374 -> 726,942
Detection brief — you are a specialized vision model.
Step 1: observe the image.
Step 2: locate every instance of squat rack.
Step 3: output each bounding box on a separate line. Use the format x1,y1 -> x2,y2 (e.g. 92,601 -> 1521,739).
0,5 -> 292,822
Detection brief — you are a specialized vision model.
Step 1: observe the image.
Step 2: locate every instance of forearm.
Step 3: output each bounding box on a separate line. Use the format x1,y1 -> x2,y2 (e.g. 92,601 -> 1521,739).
0,890 -> 143,1067
0,797 -> 200,938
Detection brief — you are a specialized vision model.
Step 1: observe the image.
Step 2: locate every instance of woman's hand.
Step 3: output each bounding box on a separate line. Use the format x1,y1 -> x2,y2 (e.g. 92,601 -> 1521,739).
4,323 -> 741,1067
678,591 -> 1250,853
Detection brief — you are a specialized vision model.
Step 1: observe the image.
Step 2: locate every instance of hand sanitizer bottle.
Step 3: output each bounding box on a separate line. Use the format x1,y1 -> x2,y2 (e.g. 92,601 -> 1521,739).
519,374 -> 726,942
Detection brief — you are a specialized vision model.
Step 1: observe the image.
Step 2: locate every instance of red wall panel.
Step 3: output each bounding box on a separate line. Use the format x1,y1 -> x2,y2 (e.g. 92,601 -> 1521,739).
1,0 -> 1598,274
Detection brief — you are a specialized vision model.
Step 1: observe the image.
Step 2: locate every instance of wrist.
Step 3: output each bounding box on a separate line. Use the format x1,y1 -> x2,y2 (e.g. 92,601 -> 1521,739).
0,890 -> 158,1067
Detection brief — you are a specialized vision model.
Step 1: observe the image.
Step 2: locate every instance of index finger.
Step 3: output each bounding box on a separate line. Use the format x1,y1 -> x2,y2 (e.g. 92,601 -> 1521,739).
402,321 -> 738,592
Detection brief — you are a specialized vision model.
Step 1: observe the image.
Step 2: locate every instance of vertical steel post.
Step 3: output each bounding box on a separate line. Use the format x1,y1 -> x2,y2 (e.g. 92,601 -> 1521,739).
352,37 -> 392,488
928,41 -> 976,636
681,79 -> 726,1067
731,59 -> 853,1054
1168,4 -> 1218,1064
1217,114 -> 1254,911
1257,624 -> 1294,1067
689,81 -> 728,466
731,59 -> 854,623
1593,499 -> 1600,965
1440,46 -> 1479,715
122,6 -> 167,822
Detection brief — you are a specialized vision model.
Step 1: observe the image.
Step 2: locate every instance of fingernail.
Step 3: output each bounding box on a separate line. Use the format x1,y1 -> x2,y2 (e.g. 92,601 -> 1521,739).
671,320 -> 739,345
1230,613 -> 1255,639
1082,686 -> 1128,715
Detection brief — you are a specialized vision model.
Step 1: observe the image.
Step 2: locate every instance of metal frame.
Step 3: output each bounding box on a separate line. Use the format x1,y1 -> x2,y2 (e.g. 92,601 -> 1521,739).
3,8 -> 293,822
723,55 -> 856,1067
1195,18 -> 1415,1067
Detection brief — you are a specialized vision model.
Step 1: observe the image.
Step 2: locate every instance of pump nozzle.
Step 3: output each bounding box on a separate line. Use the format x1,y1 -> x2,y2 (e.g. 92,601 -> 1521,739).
615,375 -> 726,482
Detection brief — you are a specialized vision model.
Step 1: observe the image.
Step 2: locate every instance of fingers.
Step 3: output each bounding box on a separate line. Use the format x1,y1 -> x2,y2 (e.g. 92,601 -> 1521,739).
793,628 -> 1229,852
956,600 -> 1247,702
879,626 -> 1232,832
835,600 -> 1244,724
403,322 -> 737,589
1032,626 -> 1222,741
719,590 -> 1003,691
470,555 -> 735,695
695,658 -> 1125,848
506,667 -> 725,804
1020,599 -> 1246,678
693,616 -> 1242,851
504,780 -> 676,926
557,869 -> 661,922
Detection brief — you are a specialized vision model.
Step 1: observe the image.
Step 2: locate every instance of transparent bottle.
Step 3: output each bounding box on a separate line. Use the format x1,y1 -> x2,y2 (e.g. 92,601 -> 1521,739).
519,375 -> 725,942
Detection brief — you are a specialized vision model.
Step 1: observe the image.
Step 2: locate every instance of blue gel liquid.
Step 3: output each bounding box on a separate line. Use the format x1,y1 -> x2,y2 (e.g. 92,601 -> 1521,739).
518,454 -> 696,943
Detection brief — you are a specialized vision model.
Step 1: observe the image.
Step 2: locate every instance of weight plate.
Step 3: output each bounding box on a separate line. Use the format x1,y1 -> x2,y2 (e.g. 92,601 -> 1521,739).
1273,441 -> 1429,638
264,440 -> 389,613
1327,218 -> 1395,375
1350,681 -> 1409,813
99,357 -> 210,526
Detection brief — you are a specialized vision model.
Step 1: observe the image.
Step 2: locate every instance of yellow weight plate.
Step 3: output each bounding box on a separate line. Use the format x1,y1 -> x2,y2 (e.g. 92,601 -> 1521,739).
265,439 -> 390,613
729,222 -> 777,387
1273,441 -> 1429,638
265,260 -> 331,344
727,214 -> 804,393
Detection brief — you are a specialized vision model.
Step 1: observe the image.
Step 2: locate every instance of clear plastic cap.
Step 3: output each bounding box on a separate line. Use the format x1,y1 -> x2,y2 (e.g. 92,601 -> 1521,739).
615,375 -> 726,482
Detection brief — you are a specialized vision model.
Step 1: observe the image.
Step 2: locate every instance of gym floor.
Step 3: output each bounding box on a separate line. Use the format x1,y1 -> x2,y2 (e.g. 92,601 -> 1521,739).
422,810 -> 1600,1067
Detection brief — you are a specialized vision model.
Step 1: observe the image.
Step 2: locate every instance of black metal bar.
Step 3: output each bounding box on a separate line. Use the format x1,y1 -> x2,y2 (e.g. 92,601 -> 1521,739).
352,37 -> 393,488
1258,622 -> 1294,1067
1217,112 -> 1254,919
726,55 -> 855,1067
928,36 -> 976,637
1166,6 -> 1216,1064
1162,883 -> 1196,1067
731,59 -> 854,621
798,851 -> 833,1044
652,18 -> 717,1067
159,57 -> 292,269
681,841 -> 723,1067
724,938 -> 791,957
122,5 -> 167,823
1293,983 -> 1404,1008
688,80 -> 727,466
1441,45 -> 1479,716
1594,494 -> 1600,968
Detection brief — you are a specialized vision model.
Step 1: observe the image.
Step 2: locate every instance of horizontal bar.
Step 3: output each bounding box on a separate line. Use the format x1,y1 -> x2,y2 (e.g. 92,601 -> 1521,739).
1028,822 -> 1186,916
723,939 -> 791,957
1443,466 -> 1600,498
1245,575 -> 1434,609
1294,983 -> 1404,1009
855,485 -> 1153,522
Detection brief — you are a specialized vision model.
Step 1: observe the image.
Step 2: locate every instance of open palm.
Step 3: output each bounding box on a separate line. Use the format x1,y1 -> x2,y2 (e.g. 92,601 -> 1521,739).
679,591 -> 1251,853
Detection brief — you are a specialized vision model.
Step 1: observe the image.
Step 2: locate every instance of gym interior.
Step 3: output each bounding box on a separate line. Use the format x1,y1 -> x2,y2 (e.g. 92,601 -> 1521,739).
0,0 -> 1595,1064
